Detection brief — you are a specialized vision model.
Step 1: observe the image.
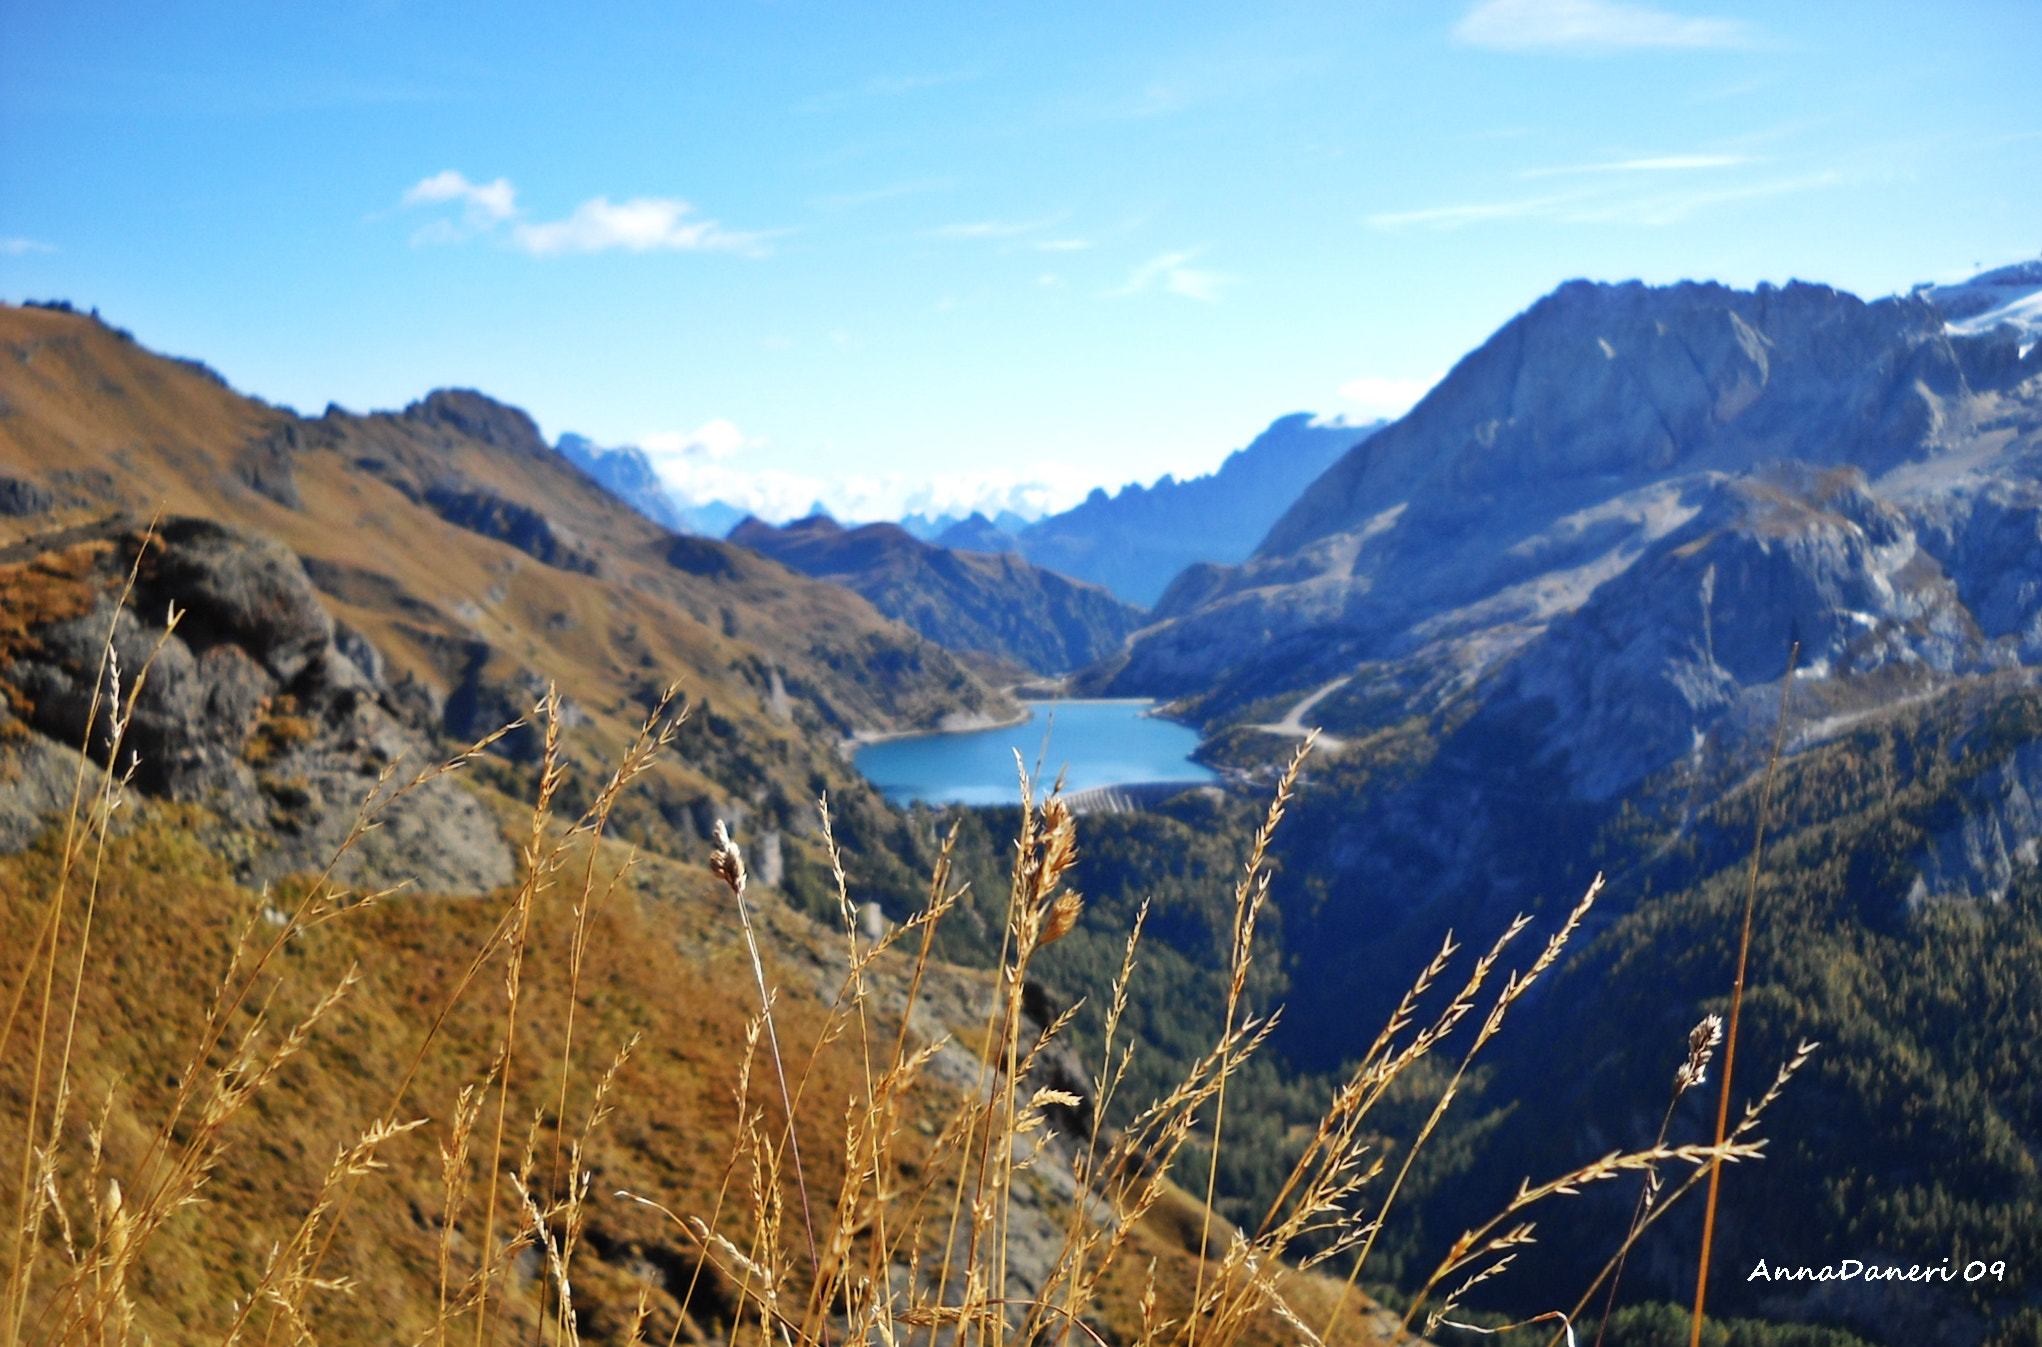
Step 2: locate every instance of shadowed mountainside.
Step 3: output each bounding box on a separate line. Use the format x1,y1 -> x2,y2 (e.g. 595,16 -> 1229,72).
1089,271 -> 2042,1340
729,513 -> 1148,675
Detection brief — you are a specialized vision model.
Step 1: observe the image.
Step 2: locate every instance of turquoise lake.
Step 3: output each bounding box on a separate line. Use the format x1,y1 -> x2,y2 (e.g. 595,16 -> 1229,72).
854,700 -> 1215,807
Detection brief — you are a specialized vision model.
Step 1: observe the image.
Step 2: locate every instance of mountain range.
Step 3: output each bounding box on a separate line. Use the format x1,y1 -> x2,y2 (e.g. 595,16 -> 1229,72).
554,414 -> 1375,610
930,413 -> 1381,606
727,513 -> 1147,676
10,253 -> 2042,1343
1082,266 -> 2042,1341
0,303 -> 1017,906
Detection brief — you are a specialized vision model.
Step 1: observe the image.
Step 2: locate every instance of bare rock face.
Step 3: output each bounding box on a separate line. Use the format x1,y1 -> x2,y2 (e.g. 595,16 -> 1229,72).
0,516 -> 514,894
1491,464 -> 1984,799
1110,278 -> 2042,795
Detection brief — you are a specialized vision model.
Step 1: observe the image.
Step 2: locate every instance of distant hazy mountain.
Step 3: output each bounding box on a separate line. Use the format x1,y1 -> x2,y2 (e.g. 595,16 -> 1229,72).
677,499 -> 748,537
729,514 -> 1147,674
939,414 -> 1381,607
936,512 -> 1024,553
555,433 -> 688,531
555,433 -> 748,537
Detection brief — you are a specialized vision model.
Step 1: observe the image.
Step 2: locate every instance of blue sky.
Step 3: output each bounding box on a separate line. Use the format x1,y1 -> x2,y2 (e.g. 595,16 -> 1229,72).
4,0 -> 2039,522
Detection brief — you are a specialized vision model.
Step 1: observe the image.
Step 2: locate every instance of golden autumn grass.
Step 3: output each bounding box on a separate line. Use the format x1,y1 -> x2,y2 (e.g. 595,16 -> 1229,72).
0,586 -> 1812,1347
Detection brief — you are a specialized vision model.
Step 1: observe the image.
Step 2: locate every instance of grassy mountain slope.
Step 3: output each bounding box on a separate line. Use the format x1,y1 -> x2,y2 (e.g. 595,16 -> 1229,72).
0,302 -> 1012,892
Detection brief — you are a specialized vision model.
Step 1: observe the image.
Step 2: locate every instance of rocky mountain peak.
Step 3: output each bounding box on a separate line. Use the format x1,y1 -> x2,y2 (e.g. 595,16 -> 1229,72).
1258,278 -> 1987,561
403,388 -> 552,459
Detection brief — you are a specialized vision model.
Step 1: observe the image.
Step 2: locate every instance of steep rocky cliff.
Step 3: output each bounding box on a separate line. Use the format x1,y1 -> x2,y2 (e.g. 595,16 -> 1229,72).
1110,277 -> 2042,799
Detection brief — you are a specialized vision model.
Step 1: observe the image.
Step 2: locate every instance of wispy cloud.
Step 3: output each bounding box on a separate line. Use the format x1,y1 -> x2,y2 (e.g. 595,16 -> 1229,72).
0,238 -> 56,255
639,419 -> 760,463
927,218 -> 1058,240
794,70 -> 977,114
1367,192 -> 1593,230
394,171 -> 771,257
1454,0 -> 1751,52
1558,171 -> 1841,224
1368,169 -> 1837,230
1108,249 -> 1233,302
1034,239 -> 1092,252
402,170 -> 516,221
810,179 -> 955,212
649,453 -> 1098,526
512,198 -> 767,256
1518,153 -> 1751,177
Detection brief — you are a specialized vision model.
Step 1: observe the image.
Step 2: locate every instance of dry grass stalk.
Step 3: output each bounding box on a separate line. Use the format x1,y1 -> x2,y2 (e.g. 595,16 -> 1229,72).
0,571 -> 1815,1347
1690,643 -> 1798,1346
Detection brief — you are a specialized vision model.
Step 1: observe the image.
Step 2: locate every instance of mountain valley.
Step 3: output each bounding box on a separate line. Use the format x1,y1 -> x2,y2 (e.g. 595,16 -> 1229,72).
9,260 -> 2042,1344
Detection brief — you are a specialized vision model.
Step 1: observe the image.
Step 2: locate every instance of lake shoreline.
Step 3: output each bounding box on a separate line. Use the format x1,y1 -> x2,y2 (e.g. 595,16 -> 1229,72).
851,699 -> 1216,807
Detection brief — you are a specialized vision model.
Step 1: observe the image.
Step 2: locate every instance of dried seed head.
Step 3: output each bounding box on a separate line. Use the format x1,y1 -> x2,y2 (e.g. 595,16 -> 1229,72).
1038,796 -> 1079,892
1040,889 -> 1084,947
709,820 -> 746,897
1675,1013 -> 1725,1094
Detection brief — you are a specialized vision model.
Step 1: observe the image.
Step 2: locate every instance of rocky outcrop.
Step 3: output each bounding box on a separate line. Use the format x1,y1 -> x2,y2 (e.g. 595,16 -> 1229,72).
402,388 -> 553,459
1476,464 -> 1981,798
0,475 -> 54,517
730,515 -> 1148,675
0,516 -> 514,894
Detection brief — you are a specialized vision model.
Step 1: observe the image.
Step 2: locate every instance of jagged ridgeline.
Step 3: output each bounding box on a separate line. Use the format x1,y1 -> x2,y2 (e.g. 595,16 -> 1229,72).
729,513 -> 1148,677
1094,274 -> 2042,1341
0,300 -> 1014,913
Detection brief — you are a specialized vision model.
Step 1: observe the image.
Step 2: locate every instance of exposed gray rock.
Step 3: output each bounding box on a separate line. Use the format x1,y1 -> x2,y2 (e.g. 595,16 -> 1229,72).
0,476 -> 53,517
1495,464 -> 1982,798
1108,277 -> 2042,807
0,516 -> 514,894
0,732 -> 88,853
1908,734 -> 2042,905
233,422 -> 304,508
421,484 -> 605,576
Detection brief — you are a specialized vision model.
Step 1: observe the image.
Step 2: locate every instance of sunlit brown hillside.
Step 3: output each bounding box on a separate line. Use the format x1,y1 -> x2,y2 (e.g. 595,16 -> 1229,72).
0,301 -> 1012,879
0,304 -> 1428,1347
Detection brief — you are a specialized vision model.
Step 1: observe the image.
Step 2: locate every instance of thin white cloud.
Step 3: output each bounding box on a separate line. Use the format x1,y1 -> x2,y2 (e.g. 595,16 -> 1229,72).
793,69 -> 978,114
401,169 -> 517,223
810,179 -> 955,212
1108,249 -> 1233,302
1034,239 -> 1092,252
652,455 -> 1099,526
639,419 -> 760,463
1559,171 -> 1841,225
927,218 -> 1056,240
1455,0 -> 1751,52
511,197 -> 767,257
1368,171 -> 1834,230
0,238 -> 55,255
1341,373 -> 1443,415
1367,192 -> 1592,230
1518,153 -> 1751,177
394,171 -> 770,257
